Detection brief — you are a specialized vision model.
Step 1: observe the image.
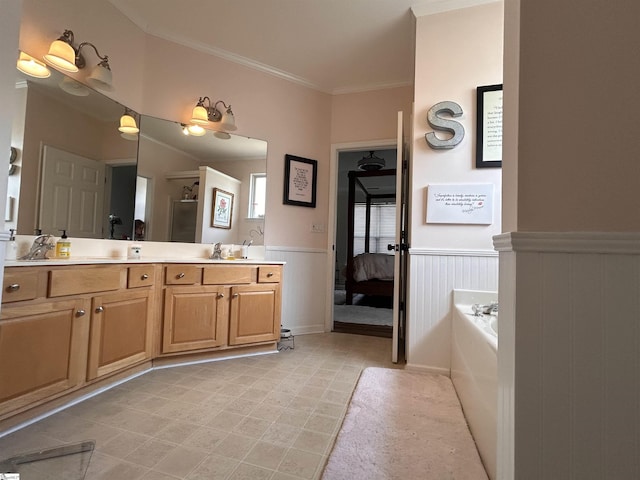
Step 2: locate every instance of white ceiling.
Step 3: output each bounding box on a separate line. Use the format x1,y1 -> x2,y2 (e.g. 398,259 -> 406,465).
108,0 -> 458,94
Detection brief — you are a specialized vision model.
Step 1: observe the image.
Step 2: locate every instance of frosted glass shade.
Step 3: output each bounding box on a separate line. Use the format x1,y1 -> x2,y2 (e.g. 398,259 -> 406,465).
220,110 -> 237,131
191,105 -> 210,125
87,64 -> 113,91
16,52 -> 50,78
44,40 -> 78,72
118,114 -> 139,134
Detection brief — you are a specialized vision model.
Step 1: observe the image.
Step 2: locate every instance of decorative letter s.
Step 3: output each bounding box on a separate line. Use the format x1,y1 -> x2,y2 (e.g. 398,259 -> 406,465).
425,101 -> 465,150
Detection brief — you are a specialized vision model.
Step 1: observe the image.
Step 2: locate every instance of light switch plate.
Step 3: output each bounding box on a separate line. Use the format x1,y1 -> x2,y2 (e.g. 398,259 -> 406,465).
311,223 -> 325,233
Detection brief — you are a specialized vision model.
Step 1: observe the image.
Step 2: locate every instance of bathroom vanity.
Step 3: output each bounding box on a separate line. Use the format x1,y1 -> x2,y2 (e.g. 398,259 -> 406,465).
0,258 -> 283,431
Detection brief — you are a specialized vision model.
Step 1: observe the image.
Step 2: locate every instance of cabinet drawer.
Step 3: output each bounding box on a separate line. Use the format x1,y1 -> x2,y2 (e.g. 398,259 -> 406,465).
2,270 -> 44,303
49,266 -> 123,297
128,265 -> 155,288
258,266 -> 282,283
203,265 -> 255,284
165,265 -> 202,285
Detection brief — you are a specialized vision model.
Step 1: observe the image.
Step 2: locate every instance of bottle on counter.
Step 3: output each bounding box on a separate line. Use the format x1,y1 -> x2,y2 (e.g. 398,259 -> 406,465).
55,230 -> 71,259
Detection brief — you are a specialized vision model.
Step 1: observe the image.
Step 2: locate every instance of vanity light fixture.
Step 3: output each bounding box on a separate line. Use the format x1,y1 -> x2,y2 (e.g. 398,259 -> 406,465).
118,108 -> 139,135
43,29 -> 113,91
16,52 -> 51,78
190,97 -> 237,131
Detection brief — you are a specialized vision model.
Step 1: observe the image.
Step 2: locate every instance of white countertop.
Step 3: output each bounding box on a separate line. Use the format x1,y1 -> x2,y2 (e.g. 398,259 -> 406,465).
5,257 -> 285,267
4,236 -> 278,267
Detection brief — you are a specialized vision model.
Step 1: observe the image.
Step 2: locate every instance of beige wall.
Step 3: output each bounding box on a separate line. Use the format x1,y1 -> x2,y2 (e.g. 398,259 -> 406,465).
412,3 -> 504,250
512,0 -> 640,232
330,86 -> 413,144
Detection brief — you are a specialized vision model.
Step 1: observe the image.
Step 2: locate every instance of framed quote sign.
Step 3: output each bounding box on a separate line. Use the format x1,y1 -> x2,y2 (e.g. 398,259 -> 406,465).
476,84 -> 503,168
426,183 -> 494,225
283,154 -> 317,208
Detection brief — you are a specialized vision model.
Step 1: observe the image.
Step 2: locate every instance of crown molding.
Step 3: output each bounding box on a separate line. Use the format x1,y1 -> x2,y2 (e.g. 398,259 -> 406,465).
110,0 -> 413,95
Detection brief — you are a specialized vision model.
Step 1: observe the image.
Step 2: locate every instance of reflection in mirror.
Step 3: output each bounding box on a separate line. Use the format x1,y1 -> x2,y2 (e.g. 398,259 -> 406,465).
137,115 -> 267,245
9,54 -> 139,240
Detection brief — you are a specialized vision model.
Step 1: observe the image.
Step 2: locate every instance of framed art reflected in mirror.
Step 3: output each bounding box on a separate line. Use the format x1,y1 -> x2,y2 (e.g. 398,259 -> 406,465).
211,188 -> 234,229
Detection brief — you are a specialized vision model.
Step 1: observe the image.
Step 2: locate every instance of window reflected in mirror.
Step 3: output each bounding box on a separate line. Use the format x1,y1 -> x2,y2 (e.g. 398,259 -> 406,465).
249,173 -> 266,219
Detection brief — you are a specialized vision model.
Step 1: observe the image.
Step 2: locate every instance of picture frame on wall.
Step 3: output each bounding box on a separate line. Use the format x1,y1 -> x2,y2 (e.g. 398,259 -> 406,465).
476,83 -> 503,168
283,154 -> 317,208
211,188 -> 234,229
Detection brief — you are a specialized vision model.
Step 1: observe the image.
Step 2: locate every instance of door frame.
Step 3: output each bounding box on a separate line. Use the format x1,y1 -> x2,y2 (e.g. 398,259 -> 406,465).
325,138 -> 397,334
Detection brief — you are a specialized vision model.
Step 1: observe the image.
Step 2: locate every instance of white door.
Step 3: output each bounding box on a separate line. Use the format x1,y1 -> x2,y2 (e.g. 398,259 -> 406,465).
40,145 -> 105,238
392,111 -> 408,363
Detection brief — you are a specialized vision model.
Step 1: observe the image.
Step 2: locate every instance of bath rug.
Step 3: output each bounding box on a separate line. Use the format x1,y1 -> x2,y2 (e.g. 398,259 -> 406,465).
321,367 -> 488,480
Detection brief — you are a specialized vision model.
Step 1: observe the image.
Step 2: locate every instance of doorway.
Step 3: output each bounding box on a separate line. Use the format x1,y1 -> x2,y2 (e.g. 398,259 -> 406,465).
332,148 -> 397,338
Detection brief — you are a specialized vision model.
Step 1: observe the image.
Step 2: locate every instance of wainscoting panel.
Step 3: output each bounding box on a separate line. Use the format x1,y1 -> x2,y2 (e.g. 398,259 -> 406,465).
407,249 -> 499,373
495,232 -> 640,479
266,246 -> 328,335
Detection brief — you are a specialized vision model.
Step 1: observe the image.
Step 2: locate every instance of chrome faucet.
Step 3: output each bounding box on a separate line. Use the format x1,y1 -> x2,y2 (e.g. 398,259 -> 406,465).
19,234 -> 55,260
210,242 -> 222,260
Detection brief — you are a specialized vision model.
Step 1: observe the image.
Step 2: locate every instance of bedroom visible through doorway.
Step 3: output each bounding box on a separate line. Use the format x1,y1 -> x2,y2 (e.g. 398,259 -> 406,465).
333,149 -> 397,338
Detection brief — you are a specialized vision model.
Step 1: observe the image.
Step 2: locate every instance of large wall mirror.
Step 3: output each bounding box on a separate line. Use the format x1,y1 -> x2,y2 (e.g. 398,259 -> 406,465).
10,54 -> 267,246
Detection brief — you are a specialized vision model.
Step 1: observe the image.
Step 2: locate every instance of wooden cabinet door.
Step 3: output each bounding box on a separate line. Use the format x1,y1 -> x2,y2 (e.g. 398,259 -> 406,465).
0,298 -> 90,418
229,284 -> 281,345
162,286 -> 227,353
87,289 -> 154,380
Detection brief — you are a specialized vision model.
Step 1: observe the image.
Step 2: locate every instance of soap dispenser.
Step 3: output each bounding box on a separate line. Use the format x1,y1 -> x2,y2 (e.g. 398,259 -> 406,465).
55,230 -> 71,259
5,229 -> 17,260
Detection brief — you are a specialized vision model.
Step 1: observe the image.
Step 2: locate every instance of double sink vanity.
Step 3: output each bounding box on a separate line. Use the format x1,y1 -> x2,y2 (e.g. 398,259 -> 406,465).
0,254 -> 284,432
4,49 -> 279,433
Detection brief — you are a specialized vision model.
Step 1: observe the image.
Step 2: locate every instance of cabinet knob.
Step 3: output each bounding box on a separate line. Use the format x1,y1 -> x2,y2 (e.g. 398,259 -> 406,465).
267,272 -> 274,277
217,293 -> 225,299
95,306 -> 104,313
176,272 -> 185,279
7,283 -> 20,292
232,293 -> 239,298
76,309 -> 86,317
141,274 -> 149,280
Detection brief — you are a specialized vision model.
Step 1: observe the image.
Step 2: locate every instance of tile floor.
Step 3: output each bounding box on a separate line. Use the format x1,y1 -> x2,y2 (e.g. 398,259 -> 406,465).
0,333 -> 401,480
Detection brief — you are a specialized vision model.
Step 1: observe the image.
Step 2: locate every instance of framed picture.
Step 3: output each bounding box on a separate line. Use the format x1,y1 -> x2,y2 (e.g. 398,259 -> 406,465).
283,154 -> 317,208
211,188 -> 234,228
476,84 -> 503,168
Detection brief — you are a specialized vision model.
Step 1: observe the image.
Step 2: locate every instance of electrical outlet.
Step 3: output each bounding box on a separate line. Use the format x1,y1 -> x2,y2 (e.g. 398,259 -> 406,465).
311,223 -> 325,233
